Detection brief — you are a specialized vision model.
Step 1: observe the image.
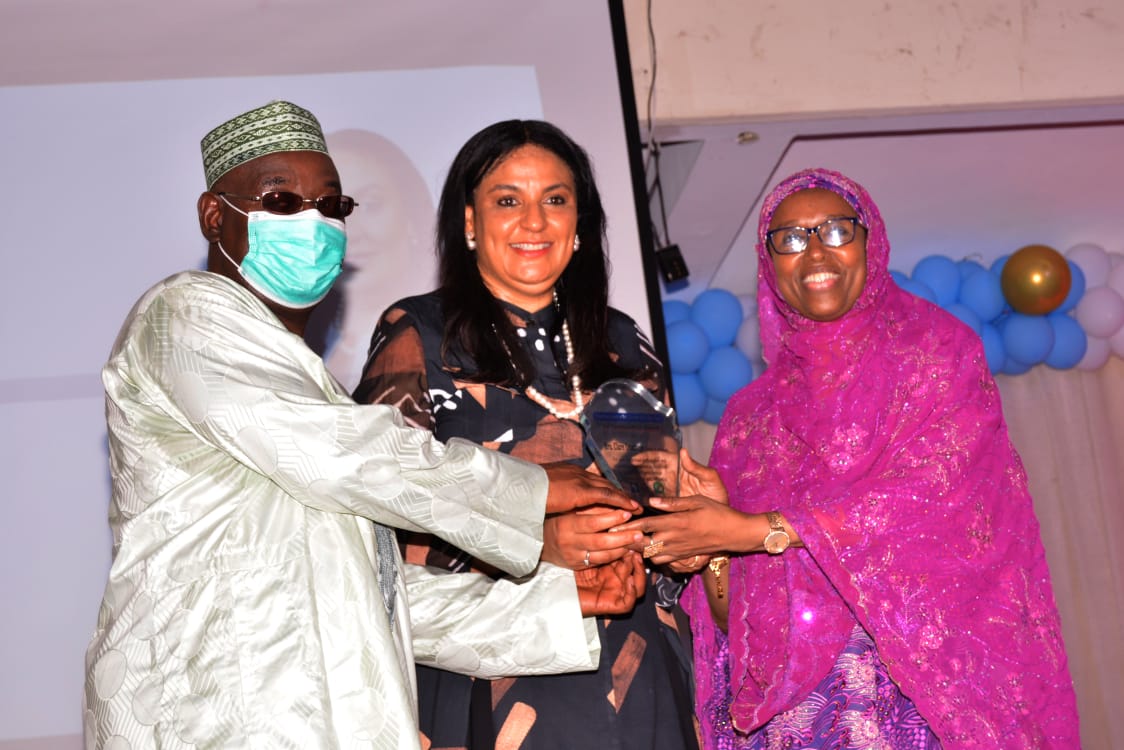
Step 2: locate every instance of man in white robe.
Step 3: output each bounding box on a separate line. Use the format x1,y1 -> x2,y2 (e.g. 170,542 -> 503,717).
83,101 -> 644,749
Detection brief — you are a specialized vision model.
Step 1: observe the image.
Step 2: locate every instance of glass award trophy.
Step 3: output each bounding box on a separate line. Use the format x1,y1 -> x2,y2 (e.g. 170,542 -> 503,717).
580,379 -> 681,512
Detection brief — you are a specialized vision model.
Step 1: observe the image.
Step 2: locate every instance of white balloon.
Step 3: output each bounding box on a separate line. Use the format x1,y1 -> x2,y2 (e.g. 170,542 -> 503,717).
1076,335 -> 1110,371
737,293 -> 756,319
1108,261 -> 1124,298
1109,251 -> 1124,269
735,315 -> 762,361
1075,286 -> 1124,338
1110,325 -> 1124,359
1066,243 -> 1110,287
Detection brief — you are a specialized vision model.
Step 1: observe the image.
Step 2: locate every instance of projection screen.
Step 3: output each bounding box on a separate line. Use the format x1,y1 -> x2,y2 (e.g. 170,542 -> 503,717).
0,3 -> 657,747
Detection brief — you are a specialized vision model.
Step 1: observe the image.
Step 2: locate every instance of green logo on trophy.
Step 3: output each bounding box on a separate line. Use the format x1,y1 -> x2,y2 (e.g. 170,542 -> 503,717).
580,379 -> 681,512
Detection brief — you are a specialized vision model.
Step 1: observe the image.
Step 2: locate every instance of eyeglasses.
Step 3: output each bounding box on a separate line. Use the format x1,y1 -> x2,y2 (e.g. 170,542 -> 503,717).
766,217 -> 864,255
219,191 -> 358,220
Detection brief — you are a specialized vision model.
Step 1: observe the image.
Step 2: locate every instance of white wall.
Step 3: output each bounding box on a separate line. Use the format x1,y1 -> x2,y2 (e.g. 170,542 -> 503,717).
623,0 -> 1124,122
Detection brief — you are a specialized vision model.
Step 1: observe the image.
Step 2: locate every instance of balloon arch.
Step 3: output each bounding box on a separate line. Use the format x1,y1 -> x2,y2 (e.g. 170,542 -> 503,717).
665,243 -> 1124,425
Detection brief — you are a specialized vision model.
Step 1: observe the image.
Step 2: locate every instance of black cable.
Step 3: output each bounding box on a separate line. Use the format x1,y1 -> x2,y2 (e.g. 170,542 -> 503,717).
644,0 -> 658,168
639,1 -> 688,284
644,0 -> 671,248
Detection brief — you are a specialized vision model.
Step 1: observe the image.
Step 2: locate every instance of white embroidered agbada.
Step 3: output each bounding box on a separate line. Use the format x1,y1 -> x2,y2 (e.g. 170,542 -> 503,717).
83,271 -> 599,749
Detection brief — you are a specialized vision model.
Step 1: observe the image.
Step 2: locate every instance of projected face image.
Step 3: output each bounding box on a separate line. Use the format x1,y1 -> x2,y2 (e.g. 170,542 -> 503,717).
331,131 -> 426,265
310,129 -> 435,390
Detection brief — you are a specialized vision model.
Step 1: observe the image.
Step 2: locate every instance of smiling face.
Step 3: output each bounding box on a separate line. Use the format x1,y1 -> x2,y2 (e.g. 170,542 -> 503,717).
464,144 -> 578,312
768,188 -> 868,322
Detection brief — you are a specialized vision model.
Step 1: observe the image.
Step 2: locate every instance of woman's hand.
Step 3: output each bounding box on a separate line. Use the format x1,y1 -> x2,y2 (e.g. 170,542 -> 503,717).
663,553 -> 711,575
614,494 -> 748,566
676,449 -> 728,504
574,551 -> 646,616
616,450 -> 729,574
543,462 -> 640,515
542,507 -> 644,569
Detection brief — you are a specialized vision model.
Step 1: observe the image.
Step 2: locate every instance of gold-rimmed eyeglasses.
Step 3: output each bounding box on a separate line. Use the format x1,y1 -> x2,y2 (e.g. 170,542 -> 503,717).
218,191 -> 358,220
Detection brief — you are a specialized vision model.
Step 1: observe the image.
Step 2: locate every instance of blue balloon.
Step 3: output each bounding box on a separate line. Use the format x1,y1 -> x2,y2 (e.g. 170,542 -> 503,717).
698,346 -> 754,401
945,303 -> 983,335
958,270 -> 1006,322
702,397 -> 728,425
665,320 -> 709,374
690,288 -> 744,347
1044,312 -> 1087,369
1000,356 -> 1032,375
670,371 -> 706,425
980,322 -> 1005,373
957,259 -> 987,280
890,269 -> 910,287
1055,261 -> 1086,314
662,299 -> 691,325
1001,313 -> 1054,366
912,255 -> 961,307
897,278 -> 938,304
990,254 -> 1010,275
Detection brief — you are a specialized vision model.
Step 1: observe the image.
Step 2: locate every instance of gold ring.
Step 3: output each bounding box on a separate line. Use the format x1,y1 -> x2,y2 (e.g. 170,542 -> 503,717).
642,538 -> 664,559
583,550 -> 591,567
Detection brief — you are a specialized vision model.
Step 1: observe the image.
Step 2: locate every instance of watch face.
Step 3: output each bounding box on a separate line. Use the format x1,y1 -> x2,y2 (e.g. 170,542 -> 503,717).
763,530 -> 790,555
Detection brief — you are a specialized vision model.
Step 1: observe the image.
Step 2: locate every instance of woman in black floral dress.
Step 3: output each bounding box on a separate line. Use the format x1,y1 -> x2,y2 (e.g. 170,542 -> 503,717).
354,120 -> 698,750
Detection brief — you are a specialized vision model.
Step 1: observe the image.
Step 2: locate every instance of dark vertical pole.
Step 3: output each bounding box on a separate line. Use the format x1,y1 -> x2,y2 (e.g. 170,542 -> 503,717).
607,0 -> 676,405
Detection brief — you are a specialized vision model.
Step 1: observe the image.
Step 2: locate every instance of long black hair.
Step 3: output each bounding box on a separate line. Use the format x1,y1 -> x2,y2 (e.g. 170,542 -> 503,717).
435,119 -> 645,388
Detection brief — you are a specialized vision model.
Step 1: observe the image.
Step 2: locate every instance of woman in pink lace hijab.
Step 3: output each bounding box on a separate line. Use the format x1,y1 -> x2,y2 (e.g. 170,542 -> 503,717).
627,168 -> 1080,748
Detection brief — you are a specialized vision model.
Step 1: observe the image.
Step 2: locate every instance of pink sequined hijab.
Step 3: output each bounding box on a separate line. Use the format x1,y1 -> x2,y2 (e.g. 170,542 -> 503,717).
685,169 -> 1079,748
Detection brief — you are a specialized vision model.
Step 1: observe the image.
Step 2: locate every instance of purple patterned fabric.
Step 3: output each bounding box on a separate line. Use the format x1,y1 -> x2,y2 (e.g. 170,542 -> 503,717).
745,626 -> 940,750
697,620 -> 941,750
684,168 -> 1080,749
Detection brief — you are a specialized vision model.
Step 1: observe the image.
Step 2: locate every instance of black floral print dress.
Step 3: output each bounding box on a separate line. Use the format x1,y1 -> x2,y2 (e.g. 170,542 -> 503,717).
354,291 -> 699,750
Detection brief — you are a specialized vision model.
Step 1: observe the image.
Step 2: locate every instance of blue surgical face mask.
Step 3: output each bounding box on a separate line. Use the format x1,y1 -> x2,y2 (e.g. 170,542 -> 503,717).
218,197 -> 347,309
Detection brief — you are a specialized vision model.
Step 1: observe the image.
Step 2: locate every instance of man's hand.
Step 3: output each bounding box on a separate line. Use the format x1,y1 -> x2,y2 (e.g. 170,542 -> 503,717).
542,508 -> 644,569
574,552 -> 646,616
543,462 -> 639,515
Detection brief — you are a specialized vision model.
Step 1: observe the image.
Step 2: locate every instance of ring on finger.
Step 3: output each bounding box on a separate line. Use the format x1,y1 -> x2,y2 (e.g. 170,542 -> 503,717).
583,550 -> 591,567
643,536 -> 664,559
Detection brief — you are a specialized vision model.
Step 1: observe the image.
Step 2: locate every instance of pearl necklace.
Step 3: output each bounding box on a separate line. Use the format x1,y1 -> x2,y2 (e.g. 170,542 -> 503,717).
519,291 -> 585,421
525,318 -> 585,420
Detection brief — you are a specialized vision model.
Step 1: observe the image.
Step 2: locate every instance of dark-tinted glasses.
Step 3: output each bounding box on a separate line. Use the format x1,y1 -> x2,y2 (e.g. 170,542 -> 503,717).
219,191 -> 358,220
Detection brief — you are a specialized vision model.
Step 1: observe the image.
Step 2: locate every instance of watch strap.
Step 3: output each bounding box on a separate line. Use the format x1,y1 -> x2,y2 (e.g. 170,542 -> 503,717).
763,511 -> 791,554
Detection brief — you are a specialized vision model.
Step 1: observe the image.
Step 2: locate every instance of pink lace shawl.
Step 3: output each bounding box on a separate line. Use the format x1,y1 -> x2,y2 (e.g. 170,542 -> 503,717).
684,169 -> 1080,748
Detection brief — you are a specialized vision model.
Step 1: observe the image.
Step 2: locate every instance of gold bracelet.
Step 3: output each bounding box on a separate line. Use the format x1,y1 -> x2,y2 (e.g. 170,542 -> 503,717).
708,555 -> 730,598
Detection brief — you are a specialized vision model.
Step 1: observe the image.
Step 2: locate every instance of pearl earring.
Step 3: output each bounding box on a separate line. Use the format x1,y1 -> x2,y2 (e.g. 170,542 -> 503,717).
573,236 -> 581,252
466,233 -> 477,251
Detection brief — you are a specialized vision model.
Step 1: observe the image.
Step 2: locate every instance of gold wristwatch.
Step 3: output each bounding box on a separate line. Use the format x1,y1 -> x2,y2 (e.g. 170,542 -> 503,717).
763,511 -> 791,555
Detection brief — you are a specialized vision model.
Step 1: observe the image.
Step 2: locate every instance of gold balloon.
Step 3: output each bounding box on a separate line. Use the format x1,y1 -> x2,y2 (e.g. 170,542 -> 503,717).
1000,244 -> 1072,315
